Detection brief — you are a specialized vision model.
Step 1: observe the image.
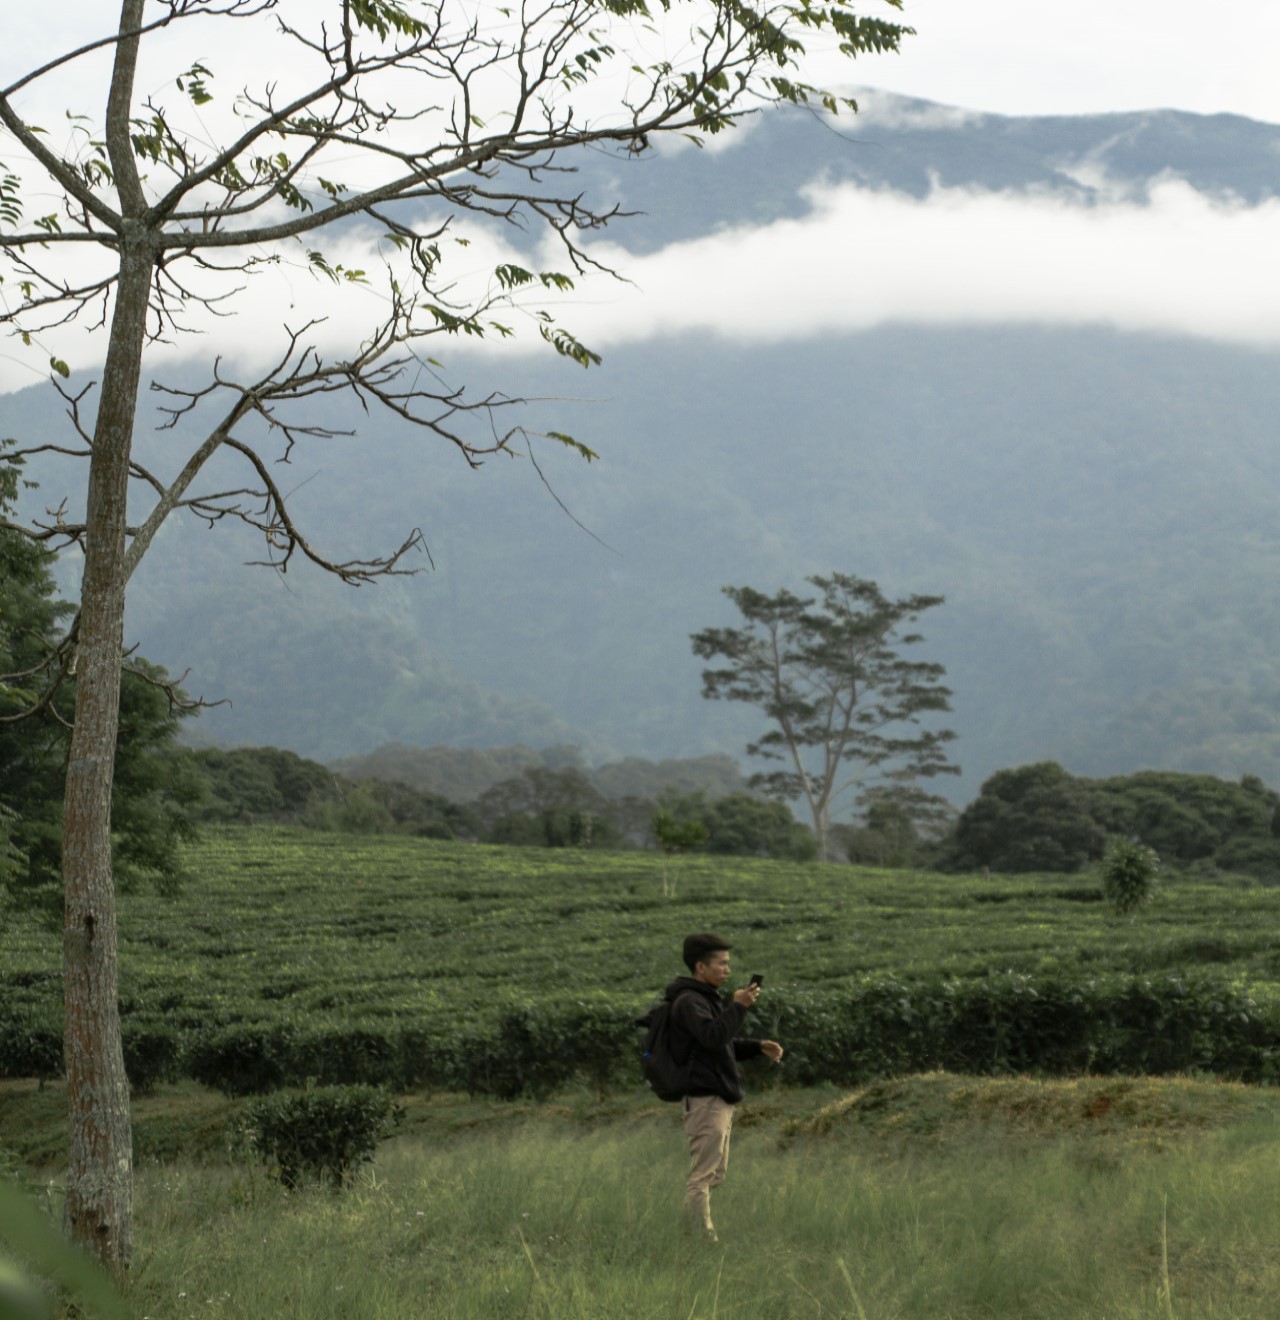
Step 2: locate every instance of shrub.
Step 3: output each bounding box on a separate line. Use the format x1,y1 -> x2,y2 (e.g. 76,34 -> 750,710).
0,1013 -> 61,1081
441,1008 -> 579,1100
303,1024 -> 402,1087
121,1024 -> 183,1095
1100,837 -> 1160,915
186,1024 -> 297,1095
243,1085 -> 402,1189
564,1003 -> 633,1099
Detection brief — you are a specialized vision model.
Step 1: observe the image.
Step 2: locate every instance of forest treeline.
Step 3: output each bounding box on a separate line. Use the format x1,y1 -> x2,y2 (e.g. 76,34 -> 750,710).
11,713 -> 1280,903
183,744 -> 1280,884
190,744 -> 818,861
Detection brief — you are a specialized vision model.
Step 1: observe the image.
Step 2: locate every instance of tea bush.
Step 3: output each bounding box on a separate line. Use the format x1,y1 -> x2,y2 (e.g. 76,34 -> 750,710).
1100,838 -> 1160,915
243,1084 -> 401,1189
7,973 -> 1279,1097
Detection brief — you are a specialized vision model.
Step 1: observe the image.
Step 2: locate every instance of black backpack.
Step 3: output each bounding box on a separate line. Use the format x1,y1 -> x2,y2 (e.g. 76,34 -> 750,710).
636,992 -> 695,1101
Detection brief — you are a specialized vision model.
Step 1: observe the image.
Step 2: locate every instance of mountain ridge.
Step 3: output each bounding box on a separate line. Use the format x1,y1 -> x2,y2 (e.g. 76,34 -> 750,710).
5,95 -> 1279,808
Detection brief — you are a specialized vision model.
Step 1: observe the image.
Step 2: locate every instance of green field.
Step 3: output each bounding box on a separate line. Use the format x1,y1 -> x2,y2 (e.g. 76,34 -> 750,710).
4,826 -> 1280,1099
7,830 -> 1280,1317
4,825 -> 1279,1024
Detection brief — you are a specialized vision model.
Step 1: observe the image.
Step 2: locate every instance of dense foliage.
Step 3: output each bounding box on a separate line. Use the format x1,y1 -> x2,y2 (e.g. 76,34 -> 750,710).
243,1085 -> 401,1189
1100,838 -> 1160,916
946,762 -> 1280,878
0,456 -> 198,903
3,828 -> 1279,1098
332,745 -> 750,805
472,766 -> 620,849
654,789 -> 816,861
190,747 -> 340,824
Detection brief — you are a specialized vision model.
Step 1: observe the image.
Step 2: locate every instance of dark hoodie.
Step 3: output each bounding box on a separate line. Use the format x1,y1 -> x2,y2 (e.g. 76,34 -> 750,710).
664,976 -> 764,1105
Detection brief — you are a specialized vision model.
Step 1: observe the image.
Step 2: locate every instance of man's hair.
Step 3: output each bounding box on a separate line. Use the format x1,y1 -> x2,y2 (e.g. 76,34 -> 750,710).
683,932 -> 733,974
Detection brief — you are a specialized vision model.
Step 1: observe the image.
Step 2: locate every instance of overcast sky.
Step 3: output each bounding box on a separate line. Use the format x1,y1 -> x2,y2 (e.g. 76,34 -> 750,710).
838,0 -> 1280,125
1,1 -> 1278,394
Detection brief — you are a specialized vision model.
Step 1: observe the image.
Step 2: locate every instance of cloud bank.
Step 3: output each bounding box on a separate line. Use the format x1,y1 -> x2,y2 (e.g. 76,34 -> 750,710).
568,177 -> 1280,351
3,176 -> 1278,397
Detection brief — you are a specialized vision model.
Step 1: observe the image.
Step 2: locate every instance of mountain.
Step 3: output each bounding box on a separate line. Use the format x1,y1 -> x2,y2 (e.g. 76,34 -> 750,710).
572,92 -> 1280,254
7,95 -> 1280,806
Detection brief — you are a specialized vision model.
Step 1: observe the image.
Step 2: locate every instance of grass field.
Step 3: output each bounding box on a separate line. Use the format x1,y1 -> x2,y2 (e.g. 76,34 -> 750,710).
5,1073 -> 1280,1318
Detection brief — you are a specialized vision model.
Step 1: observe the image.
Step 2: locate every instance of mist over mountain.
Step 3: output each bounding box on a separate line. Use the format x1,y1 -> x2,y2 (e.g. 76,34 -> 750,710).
7,95 -> 1280,807
573,92 -> 1280,254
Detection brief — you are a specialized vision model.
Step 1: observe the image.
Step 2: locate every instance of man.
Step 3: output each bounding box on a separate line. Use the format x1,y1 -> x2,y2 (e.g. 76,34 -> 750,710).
665,932 -> 784,1243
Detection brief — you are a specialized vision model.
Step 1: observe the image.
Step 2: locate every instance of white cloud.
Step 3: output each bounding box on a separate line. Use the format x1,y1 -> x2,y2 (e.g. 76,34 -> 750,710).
848,90 -> 988,133
3,176 -> 1279,397
554,178 -> 1280,352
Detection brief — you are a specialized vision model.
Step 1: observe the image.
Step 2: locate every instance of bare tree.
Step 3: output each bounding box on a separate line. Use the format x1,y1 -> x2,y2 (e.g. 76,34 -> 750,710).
0,0 -> 912,1273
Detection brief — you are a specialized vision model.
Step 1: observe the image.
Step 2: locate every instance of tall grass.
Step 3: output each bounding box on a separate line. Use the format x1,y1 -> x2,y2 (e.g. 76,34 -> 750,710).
122,1103 -> 1280,1319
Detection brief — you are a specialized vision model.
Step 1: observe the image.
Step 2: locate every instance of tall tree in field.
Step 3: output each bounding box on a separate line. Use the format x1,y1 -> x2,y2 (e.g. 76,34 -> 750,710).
691,573 -> 958,860
0,0 -> 914,1273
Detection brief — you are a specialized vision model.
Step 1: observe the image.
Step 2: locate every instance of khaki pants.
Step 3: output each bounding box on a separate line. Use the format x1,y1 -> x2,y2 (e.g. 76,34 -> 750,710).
682,1094 -> 735,1232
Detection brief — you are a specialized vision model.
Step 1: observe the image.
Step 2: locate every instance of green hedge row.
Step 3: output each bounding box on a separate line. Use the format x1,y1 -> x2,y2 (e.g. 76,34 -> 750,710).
4,973 -> 1277,1097
759,972 -> 1279,1086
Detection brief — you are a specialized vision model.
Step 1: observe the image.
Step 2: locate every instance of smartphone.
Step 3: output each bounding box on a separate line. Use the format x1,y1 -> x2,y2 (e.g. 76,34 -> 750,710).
749,973 -> 764,988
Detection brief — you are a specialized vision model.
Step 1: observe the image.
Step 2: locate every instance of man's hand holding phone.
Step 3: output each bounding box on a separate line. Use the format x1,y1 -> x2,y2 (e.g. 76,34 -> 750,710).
733,972 -> 764,1008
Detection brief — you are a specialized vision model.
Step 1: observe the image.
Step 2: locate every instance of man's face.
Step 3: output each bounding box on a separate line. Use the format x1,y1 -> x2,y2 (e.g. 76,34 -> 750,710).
696,950 -> 731,987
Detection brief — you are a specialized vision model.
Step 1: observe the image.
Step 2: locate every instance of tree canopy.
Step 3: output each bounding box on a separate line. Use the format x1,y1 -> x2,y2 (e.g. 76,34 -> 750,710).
944,763 -> 1280,878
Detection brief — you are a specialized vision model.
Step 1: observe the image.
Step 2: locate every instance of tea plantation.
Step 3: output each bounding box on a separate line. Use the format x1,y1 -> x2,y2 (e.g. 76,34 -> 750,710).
4,827 -> 1280,1096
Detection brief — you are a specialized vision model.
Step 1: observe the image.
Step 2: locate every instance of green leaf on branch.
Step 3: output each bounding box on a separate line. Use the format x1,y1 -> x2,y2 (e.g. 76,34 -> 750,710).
545,431 -> 600,462
130,114 -> 187,166
306,249 -> 343,280
304,249 -> 367,285
494,263 -> 534,290
176,62 -> 215,106
540,325 -> 602,369
49,357 -> 70,379
307,249 -> 339,282
0,167 -> 23,228
425,304 -> 485,337
493,267 -> 575,294
349,0 -> 428,40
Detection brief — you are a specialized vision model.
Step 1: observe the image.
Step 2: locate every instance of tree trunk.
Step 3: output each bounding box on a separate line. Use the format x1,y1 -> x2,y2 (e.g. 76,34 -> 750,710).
62,239 -> 153,1278
816,810 -> 830,864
